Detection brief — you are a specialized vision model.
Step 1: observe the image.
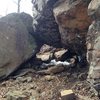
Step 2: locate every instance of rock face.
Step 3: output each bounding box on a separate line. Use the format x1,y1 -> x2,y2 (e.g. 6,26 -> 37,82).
53,0 -> 92,65
0,13 -> 37,79
87,0 -> 100,92
32,0 -> 61,47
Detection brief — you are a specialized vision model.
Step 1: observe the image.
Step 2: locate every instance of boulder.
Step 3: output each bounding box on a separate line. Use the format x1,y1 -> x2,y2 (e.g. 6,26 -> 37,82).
53,0 -> 92,65
87,0 -> 100,92
32,0 -> 61,47
0,13 -> 37,79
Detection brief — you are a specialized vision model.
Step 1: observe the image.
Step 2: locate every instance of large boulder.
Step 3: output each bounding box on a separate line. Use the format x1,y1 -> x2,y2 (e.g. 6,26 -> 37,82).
32,0 -> 61,47
53,0 -> 92,65
87,0 -> 100,93
0,13 -> 37,79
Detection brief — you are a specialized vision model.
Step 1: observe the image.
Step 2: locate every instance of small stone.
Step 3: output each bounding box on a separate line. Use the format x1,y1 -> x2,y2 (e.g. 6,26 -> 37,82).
31,90 -> 40,97
6,91 -> 28,100
87,43 -> 92,50
44,75 -> 55,81
28,90 -> 40,100
60,90 -> 76,100
36,87 -> 42,93
16,77 -> 25,83
26,77 -> 32,83
72,73 -> 77,79
29,84 -> 37,89
1,82 -> 6,87
41,92 -> 46,97
78,73 -> 87,81
16,76 -> 32,83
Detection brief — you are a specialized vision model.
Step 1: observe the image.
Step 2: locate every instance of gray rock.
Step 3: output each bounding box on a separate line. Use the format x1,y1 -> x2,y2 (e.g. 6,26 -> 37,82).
88,0 -> 100,20
30,96 -> 36,100
36,44 -> 54,62
43,75 -> 55,81
0,13 -> 37,79
6,91 -> 28,100
29,90 -> 40,100
87,0 -> 100,94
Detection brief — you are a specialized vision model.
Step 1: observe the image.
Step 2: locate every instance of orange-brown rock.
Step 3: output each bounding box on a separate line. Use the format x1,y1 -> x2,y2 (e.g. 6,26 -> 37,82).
53,0 -> 92,65
54,0 -> 91,31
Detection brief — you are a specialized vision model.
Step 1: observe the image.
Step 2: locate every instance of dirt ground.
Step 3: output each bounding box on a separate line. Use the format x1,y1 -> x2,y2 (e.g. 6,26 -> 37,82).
0,67 -> 99,100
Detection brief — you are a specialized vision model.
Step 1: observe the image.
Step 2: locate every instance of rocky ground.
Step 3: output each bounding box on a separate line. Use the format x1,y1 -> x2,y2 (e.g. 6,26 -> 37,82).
0,44 -> 99,100
0,67 -> 99,100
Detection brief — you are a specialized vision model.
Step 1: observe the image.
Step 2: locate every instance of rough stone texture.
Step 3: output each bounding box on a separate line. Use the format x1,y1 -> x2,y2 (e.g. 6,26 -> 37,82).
38,44 -> 54,54
19,12 -> 34,34
88,0 -> 100,20
54,0 -> 91,30
6,91 -> 28,100
36,52 -> 53,62
53,0 -> 92,65
36,44 -> 55,62
0,13 -> 37,79
36,44 -> 73,63
32,0 -> 61,47
54,48 -> 68,60
87,0 -> 100,92
61,90 -> 75,100
37,64 -> 65,75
